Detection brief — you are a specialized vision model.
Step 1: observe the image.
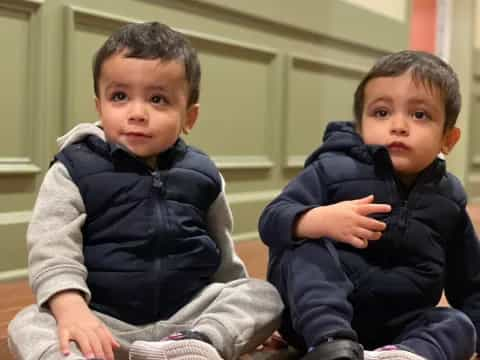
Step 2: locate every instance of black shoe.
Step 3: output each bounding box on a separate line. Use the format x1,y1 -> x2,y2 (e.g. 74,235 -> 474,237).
302,339 -> 363,360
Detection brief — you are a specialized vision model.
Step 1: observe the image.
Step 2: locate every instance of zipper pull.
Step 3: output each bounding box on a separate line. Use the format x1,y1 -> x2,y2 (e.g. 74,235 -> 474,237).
152,171 -> 163,189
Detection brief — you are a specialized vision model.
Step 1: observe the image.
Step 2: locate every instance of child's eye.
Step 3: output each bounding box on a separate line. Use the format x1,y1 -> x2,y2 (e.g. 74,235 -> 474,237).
373,109 -> 389,118
412,110 -> 430,120
111,92 -> 127,102
151,95 -> 168,104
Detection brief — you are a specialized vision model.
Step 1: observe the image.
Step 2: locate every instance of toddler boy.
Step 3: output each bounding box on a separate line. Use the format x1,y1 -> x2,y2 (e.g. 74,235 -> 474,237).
9,21 -> 282,360
260,50 -> 480,360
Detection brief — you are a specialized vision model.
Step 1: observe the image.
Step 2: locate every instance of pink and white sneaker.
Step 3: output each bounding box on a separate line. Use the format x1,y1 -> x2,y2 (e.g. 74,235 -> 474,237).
364,345 -> 426,360
129,330 -> 223,360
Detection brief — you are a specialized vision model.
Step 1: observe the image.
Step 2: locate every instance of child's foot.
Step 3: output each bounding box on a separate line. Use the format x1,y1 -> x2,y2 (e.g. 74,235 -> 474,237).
129,330 -> 223,360
302,339 -> 363,360
364,345 -> 426,360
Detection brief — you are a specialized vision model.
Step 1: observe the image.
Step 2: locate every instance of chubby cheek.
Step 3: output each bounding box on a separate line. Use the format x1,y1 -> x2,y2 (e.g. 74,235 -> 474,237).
101,118 -> 123,142
159,118 -> 183,137
359,130 -> 378,146
360,123 -> 388,146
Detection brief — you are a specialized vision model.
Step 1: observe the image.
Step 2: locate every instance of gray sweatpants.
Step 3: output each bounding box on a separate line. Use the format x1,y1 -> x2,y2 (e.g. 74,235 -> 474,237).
8,278 -> 282,360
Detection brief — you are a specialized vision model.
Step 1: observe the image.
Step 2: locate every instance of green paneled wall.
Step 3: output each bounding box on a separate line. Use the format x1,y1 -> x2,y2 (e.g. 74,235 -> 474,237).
467,50 -> 480,198
0,0 -> 411,280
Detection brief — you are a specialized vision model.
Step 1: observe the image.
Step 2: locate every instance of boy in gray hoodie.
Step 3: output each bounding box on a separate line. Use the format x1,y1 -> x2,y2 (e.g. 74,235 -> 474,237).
8,21 -> 282,360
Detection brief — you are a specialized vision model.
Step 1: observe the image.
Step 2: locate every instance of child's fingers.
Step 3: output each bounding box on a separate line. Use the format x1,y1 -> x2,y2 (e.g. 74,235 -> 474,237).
72,331 -> 95,359
263,334 -> 288,349
269,333 -> 289,348
97,327 -> 117,360
351,195 -> 374,204
110,334 -> 120,348
346,235 -> 369,249
87,329 -> 106,360
359,203 -> 391,215
58,329 -> 71,356
368,231 -> 383,241
359,217 -> 388,232
356,227 -> 383,242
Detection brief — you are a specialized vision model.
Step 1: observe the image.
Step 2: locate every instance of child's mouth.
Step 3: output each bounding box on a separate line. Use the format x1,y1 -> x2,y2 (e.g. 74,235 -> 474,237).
388,142 -> 409,151
124,132 -> 152,139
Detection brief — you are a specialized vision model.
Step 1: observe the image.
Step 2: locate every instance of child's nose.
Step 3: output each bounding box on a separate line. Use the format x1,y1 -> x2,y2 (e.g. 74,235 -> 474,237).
390,115 -> 409,135
128,101 -> 148,123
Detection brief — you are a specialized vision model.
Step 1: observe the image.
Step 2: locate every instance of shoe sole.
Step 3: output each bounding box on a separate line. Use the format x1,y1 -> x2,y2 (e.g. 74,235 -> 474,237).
364,349 -> 426,360
129,339 -> 223,360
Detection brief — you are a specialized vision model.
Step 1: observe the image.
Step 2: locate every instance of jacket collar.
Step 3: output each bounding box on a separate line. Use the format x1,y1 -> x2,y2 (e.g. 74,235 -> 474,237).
83,135 -> 187,171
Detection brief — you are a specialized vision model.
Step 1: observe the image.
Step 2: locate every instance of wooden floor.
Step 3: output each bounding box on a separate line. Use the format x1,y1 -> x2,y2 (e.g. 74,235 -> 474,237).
0,281 -> 33,359
2,204 -> 480,359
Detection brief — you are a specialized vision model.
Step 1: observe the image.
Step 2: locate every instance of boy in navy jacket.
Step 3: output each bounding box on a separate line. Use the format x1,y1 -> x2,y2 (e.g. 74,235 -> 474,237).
259,50 -> 480,360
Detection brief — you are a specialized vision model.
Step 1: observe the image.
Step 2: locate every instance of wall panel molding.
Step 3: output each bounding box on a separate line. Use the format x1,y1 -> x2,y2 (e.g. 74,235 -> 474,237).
153,0 -> 408,54
65,5 -> 133,30
0,210 -> 31,225
185,32 -> 279,170
213,156 -> 273,170
0,213 -> 29,273
473,49 -> 480,78
233,231 -> 260,243
228,190 -> 277,242
289,53 -> 370,76
468,173 -> 480,201
0,269 -> 28,282
469,51 -> 480,170
0,0 -> 42,12
0,0 -> 43,176
0,158 -> 40,175
467,50 -> 480,197
285,155 -> 307,169
283,53 -> 368,168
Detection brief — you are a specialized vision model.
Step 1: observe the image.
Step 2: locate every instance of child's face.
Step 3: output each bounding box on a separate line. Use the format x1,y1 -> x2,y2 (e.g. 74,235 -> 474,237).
95,51 -> 198,165
359,71 -> 460,185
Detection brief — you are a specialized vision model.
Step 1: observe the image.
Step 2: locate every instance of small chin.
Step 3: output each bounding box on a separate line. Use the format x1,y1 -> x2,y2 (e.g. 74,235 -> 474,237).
118,142 -> 152,157
128,148 -> 156,159
390,157 -> 412,170
391,162 -> 420,179
388,147 -> 410,154
126,143 -> 173,159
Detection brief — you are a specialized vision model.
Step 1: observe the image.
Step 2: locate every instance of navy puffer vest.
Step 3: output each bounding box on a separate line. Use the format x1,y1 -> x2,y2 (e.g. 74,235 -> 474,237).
56,136 -> 222,324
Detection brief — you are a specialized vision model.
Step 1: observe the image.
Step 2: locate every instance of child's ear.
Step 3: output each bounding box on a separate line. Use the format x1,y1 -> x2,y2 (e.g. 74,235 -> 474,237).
95,97 -> 102,117
182,104 -> 199,135
441,127 -> 461,155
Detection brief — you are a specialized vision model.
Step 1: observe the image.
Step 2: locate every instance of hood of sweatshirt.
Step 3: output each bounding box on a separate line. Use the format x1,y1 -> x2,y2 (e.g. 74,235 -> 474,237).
56,122 -> 105,151
304,121 -> 384,167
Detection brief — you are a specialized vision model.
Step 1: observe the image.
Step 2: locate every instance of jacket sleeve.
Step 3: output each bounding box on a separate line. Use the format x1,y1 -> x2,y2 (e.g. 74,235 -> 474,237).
445,205 -> 480,351
258,162 -> 327,252
208,175 -> 248,282
27,162 -> 90,308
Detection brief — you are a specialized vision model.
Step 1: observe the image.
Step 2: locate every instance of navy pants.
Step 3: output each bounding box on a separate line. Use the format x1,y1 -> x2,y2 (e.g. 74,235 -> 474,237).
268,240 -> 476,359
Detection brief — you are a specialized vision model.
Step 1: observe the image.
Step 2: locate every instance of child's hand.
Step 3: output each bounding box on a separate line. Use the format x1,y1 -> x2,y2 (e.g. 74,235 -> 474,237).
49,291 -> 120,360
256,331 -> 288,351
295,195 -> 391,248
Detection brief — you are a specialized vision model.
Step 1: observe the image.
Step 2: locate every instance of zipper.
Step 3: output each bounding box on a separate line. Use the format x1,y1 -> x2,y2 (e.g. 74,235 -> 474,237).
382,152 -> 410,258
151,170 -> 166,318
